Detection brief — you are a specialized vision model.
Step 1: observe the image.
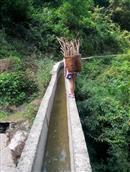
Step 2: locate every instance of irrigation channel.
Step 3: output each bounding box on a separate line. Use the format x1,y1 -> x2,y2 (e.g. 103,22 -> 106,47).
17,62 -> 91,172
42,72 -> 70,172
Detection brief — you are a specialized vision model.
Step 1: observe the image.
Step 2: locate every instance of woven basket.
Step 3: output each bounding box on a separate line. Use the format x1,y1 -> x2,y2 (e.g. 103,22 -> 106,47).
64,54 -> 81,72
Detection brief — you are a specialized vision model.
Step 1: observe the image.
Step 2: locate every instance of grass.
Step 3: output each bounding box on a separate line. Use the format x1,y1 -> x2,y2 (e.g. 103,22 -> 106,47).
0,98 -> 41,124
0,57 -> 54,123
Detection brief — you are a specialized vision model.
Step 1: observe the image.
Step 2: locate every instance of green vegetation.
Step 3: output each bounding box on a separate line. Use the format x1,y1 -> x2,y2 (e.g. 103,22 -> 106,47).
0,57 -> 53,122
76,53 -> 130,171
0,100 -> 40,124
0,0 -> 129,58
0,71 -> 37,105
0,0 -> 130,171
110,0 -> 130,31
36,58 -> 54,94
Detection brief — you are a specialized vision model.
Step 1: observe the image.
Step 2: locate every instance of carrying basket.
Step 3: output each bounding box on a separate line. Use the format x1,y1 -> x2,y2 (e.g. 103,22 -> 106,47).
64,54 -> 81,72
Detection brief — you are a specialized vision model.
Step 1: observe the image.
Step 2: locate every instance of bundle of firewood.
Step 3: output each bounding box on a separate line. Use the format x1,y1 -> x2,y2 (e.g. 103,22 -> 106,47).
57,37 -> 80,56
57,37 -> 81,72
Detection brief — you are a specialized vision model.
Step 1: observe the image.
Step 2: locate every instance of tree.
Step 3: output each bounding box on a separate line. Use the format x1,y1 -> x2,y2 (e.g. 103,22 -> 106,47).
94,0 -> 110,7
0,0 -> 32,27
109,0 -> 130,31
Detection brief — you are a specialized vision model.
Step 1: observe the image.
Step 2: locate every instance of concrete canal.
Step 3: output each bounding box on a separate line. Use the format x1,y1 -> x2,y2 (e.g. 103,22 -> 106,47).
42,73 -> 70,172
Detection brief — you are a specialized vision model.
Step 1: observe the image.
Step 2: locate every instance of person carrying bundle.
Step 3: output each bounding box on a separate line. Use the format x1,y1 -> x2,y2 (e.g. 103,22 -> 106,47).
57,37 -> 81,98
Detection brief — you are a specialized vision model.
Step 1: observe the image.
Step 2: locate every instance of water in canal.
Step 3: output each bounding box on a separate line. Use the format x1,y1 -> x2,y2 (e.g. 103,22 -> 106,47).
42,73 -> 70,172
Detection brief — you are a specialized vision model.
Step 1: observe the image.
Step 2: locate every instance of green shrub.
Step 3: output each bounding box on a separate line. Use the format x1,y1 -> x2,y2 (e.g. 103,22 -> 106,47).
0,0 -> 130,59
0,29 -> 29,59
36,57 -> 54,94
9,55 -> 23,71
76,53 -> 130,171
0,0 -> 32,26
0,71 -> 38,106
0,111 -> 8,120
23,101 -> 39,123
28,1 -> 130,58
110,0 -> 130,31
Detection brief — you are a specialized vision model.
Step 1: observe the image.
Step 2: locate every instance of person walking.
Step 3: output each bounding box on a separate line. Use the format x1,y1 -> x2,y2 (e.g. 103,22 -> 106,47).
57,37 -> 81,98
63,58 -> 77,98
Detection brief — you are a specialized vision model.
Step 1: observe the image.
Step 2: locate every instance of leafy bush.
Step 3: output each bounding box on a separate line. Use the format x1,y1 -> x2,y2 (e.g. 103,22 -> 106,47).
27,8 -> 60,59
36,57 -> 54,94
76,53 -> 130,172
0,29 -> 32,59
1,1 -> 130,58
109,0 -> 130,31
26,1 -> 130,58
0,111 -> 8,120
0,0 -> 32,26
9,55 -> 23,71
0,71 -> 38,106
94,0 -> 110,7
23,99 -> 41,123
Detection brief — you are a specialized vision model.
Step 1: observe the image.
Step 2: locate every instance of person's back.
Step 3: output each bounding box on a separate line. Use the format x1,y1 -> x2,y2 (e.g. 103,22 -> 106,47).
57,37 -> 81,98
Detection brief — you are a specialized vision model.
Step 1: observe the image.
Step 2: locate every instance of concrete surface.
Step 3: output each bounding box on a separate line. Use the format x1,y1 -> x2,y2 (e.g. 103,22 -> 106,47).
16,60 -> 92,172
65,78 -> 92,172
16,61 -> 63,172
0,134 -> 16,172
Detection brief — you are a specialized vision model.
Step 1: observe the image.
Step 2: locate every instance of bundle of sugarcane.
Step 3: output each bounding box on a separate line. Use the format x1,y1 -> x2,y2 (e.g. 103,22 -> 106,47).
57,37 -> 81,72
